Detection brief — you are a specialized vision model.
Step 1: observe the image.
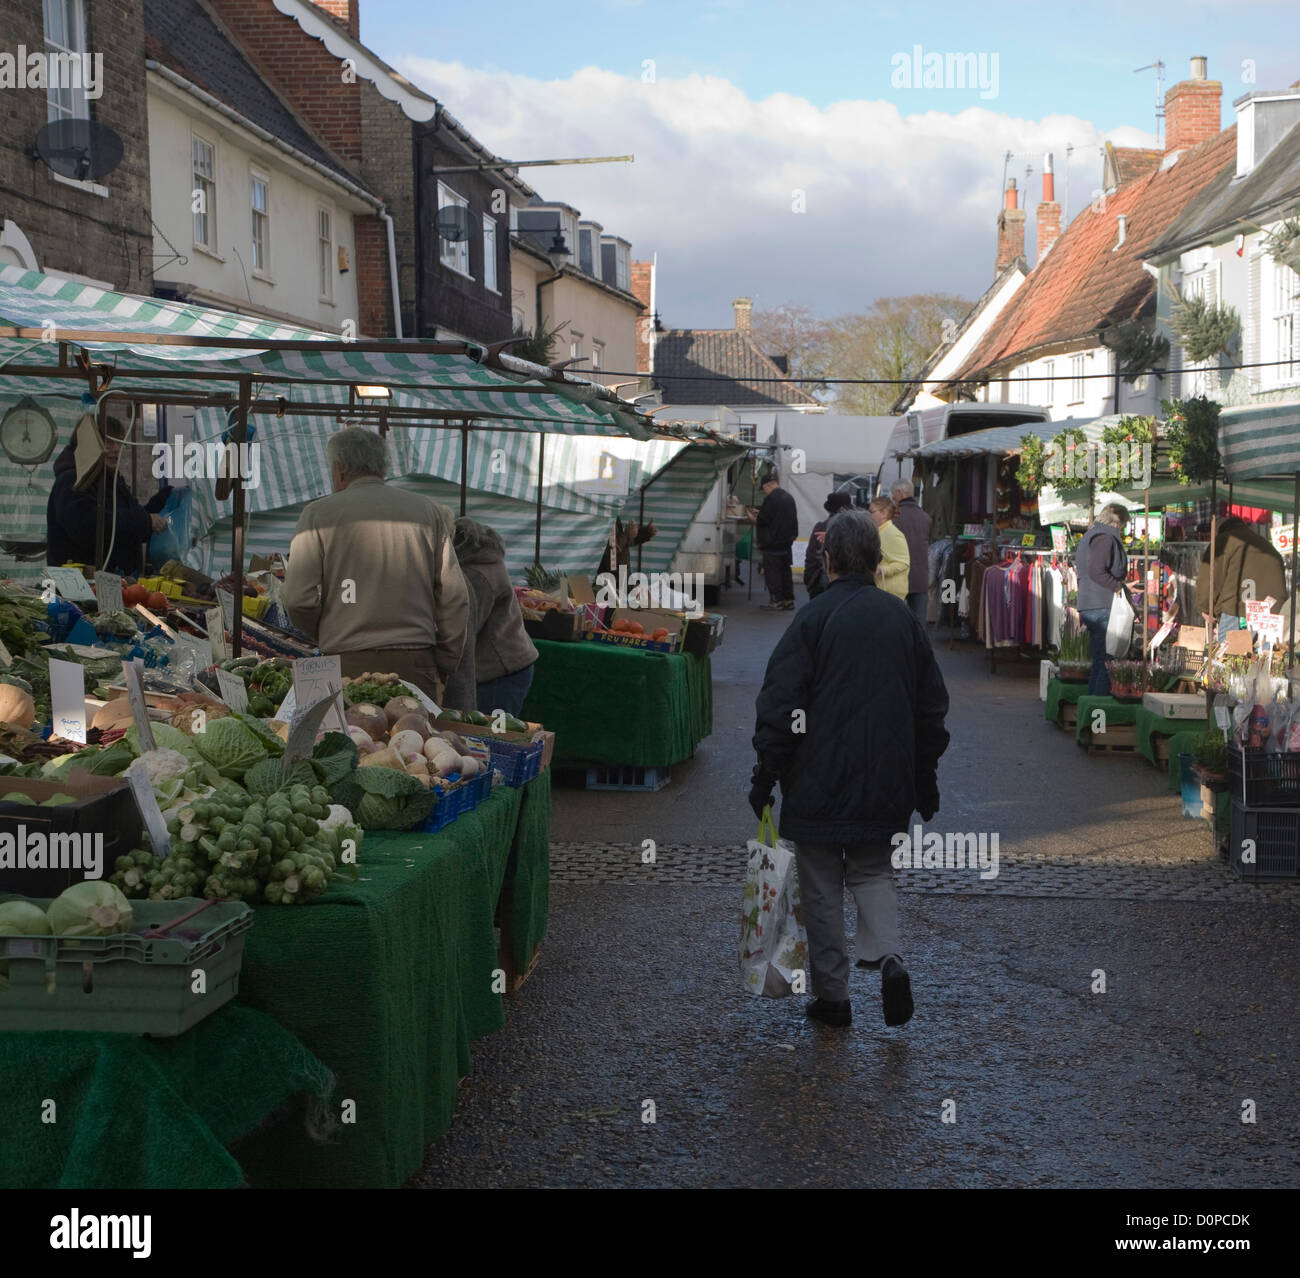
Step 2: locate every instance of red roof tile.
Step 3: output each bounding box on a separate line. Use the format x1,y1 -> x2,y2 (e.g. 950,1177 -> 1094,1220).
956,128 -> 1238,381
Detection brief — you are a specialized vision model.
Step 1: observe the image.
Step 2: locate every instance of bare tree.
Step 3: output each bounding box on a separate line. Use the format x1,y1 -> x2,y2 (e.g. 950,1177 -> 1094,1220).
749,303 -> 834,402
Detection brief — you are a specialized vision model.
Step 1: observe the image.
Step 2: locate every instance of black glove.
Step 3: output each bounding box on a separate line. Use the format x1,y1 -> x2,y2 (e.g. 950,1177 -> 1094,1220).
916,774 -> 939,822
145,487 -> 171,514
749,763 -> 777,820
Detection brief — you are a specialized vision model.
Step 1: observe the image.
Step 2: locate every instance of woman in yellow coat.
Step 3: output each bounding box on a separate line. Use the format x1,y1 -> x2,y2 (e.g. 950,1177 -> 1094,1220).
868,497 -> 911,600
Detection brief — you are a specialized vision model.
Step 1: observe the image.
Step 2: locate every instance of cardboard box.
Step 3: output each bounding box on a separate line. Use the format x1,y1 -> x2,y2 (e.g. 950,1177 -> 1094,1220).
524,609 -> 581,643
1142,692 -> 1209,720
682,612 -> 724,658
587,608 -> 682,653
0,770 -> 143,897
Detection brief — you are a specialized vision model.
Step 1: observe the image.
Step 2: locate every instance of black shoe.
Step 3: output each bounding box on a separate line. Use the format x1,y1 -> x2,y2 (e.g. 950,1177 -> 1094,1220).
855,957 -> 883,970
780,599 -> 795,610
805,998 -> 851,1028
881,956 -> 913,1027
760,602 -> 785,611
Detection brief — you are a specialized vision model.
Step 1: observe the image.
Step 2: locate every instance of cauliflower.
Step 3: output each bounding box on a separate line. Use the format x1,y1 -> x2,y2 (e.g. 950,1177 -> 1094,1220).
139,748 -> 190,788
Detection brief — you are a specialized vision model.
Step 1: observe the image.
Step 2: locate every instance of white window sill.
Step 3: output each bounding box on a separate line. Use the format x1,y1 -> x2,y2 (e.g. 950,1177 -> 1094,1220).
485,284 -> 500,295
318,297 -> 335,307
252,270 -> 276,285
439,260 -> 475,282
193,243 -> 225,263
49,171 -> 109,198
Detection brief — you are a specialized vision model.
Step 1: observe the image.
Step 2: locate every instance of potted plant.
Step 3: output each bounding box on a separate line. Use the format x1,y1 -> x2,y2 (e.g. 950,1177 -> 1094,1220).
1191,727 -> 1229,790
1056,624 -> 1091,683
1107,659 -> 1147,702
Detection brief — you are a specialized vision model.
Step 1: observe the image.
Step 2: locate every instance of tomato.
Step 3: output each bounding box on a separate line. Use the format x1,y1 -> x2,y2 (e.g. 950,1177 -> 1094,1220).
612,618 -> 632,632
123,584 -> 148,606
652,628 -> 670,641
145,592 -> 168,611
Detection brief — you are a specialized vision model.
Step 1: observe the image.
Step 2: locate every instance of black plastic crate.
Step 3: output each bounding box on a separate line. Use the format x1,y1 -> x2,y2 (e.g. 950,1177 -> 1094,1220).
585,765 -> 670,792
1228,800 -> 1300,881
1226,744 -> 1300,808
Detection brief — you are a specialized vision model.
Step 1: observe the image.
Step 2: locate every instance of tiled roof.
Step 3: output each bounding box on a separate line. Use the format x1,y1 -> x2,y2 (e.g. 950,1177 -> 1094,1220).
956,128 -> 1238,380
144,0 -> 356,187
653,329 -> 821,406
1114,147 -> 1164,185
1148,119 -> 1300,258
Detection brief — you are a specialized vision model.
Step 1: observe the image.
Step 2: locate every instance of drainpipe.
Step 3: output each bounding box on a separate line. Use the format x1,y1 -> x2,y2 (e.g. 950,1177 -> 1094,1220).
380,207 -> 403,339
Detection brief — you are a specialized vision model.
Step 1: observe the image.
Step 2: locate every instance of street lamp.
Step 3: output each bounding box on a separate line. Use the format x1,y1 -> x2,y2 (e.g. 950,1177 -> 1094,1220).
536,230 -> 572,341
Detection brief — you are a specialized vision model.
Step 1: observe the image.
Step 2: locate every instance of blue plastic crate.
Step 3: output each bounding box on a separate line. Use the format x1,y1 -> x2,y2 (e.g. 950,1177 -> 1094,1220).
585,764 -> 670,792
421,770 -> 492,833
488,738 -> 544,788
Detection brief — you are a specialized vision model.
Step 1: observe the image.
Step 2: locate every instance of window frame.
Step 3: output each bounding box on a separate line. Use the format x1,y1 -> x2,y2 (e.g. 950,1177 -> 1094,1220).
1265,255 -> 1299,388
191,132 -> 218,252
43,0 -> 90,124
482,213 -> 498,293
437,182 -> 472,279
591,340 -> 604,371
1043,359 -> 1054,403
317,205 -> 334,303
249,169 -> 271,277
1068,354 -> 1085,405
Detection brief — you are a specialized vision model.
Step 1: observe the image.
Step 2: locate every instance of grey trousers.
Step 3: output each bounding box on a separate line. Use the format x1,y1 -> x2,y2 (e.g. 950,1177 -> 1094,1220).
793,840 -> 900,1001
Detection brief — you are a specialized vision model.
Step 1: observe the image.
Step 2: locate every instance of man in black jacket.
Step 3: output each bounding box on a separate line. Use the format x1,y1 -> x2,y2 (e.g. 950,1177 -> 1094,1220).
755,472 -> 798,611
750,510 -> 950,1030
46,417 -> 166,576
803,491 -> 853,599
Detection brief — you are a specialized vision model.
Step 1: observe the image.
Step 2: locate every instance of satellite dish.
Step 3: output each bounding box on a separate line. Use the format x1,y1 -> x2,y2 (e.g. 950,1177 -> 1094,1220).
435,204 -> 475,243
35,119 -> 124,183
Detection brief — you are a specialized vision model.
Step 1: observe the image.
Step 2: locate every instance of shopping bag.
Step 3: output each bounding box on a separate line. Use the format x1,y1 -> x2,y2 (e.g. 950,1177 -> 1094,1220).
739,806 -> 808,998
148,487 -> 192,571
1105,589 -> 1135,657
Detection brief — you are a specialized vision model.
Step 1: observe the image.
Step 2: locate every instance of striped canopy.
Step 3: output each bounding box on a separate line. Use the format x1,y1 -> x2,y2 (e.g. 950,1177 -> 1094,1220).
1220,401 -> 1300,482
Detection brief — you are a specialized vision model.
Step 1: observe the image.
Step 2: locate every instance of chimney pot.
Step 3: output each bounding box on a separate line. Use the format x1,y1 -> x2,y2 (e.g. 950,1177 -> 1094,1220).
1005,178 -> 1018,210
1190,55 -> 1208,80
733,297 -> 753,333
1036,154 -> 1061,264
1164,58 -> 1221,156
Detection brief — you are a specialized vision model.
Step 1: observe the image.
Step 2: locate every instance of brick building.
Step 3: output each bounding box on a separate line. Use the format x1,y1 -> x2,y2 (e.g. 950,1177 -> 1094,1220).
0,0 -> 153,289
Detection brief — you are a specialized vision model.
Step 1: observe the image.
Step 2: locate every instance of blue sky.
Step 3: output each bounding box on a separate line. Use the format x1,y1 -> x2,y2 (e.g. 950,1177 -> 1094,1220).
346,0 -> 1300,330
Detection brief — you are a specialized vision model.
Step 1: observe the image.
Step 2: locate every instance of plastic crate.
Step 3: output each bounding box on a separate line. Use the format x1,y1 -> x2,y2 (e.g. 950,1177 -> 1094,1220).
585,764 -> 671,792
487,738 -> 544,788
421,771 -> 492,833
1228,800 -> 1300,881
0,897 -> 253,1035
1226,745 -> 1300,808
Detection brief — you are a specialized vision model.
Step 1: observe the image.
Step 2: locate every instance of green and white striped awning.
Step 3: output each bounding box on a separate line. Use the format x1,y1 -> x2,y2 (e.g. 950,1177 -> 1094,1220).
1220,401 -> 1300,482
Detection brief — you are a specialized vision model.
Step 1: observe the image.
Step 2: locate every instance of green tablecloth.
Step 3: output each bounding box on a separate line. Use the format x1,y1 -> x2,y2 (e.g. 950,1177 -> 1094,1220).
0,1003 -> 331,1189
523,639 -> 713,767
1133,707 -> 1213,790
1075,695 -> 1138,745
1045,677 -> 1088,724
236,773 -> 550,1188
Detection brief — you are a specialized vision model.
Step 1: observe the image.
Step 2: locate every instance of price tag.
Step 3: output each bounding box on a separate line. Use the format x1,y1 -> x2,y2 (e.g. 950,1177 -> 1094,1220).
48,657 -> 87,744
125,758 -> 171,860
398,679 -> 441,719
283,692 -> 342,773
206,607 -> 227,661
1021,533 -> 1037,548
121,658 -> 156,753
272,686 -> 297,724
215,668 -> 249,713
93,572 -> 124,615
292,655 -> 347,735
44,567 -> 95,602
217,589 -> 237,630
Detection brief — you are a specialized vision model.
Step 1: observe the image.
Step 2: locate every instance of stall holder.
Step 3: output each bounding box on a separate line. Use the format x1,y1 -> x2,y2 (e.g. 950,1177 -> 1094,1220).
0,773 -> 550,1190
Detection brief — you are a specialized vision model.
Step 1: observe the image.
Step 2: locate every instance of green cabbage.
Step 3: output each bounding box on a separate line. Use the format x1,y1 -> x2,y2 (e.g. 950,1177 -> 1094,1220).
331,765 -> 436,831
126,721 -> 197,760
191,717 -> 271,778
0,899 -> 52,989
46,881 -> 134,937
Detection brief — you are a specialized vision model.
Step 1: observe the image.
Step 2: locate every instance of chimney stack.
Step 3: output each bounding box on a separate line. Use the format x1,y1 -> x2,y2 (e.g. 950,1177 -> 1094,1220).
631,259 -> 655,373
1036,153 -> 1061,264
1164,56 -> 1221,157
310,1 -> 360,38
996,178 -> 1026,274
733,297 -> 752,333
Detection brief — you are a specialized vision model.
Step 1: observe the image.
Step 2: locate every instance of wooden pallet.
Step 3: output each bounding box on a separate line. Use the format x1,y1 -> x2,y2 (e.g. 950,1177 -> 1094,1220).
1153,736 -> 1171,767
1059,703 -> 1079,731
1086,723 -> 1138,754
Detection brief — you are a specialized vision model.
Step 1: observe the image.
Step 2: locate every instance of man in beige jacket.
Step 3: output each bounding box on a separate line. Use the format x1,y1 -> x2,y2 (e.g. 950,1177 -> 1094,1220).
283,427 -> 469,702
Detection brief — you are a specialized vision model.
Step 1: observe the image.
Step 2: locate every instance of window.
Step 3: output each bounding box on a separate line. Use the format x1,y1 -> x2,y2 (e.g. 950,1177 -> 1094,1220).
591,341 -> 604,370
192,134 -> 217,250
437,183 -> 471,277
317,207 -> 333,301
44,0 -> 89,123
1014,366 -> 1030,403
570,334 -> 583,365
1069,355 -> 1085,404
250,174 -> 270,274
1266,257 -> 1298,387
738,424 -> 757,443
579,227 -> 597,275
1043,360 -> 1054,402
616,246 -> 630,292
482,214 -> 498,292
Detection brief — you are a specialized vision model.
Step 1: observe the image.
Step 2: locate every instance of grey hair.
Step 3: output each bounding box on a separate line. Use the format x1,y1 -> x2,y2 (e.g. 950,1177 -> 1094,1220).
824,510 -> 881,576
889,480 -> 913,503
869,496 -> 898,520
327,427 -> 389,480
1096,502 -> 1129,528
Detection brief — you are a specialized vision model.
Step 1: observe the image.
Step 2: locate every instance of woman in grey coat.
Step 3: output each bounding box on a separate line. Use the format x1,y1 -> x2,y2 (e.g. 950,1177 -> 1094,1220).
442,518 -> 540,717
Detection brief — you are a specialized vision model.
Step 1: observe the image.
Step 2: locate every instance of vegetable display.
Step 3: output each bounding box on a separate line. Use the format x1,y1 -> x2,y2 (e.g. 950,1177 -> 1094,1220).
46,881 -> 134,938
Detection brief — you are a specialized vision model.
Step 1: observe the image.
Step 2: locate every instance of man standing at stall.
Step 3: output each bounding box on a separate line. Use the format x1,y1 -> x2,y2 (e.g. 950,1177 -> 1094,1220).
755,470 -> 798,611
283,427 -> 469,702
1075,503 -> 1130,696
891,479 -> 932,626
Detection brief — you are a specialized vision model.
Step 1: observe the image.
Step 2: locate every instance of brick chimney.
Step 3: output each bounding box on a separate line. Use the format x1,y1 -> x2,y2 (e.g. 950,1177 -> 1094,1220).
1164,56 -> 1221,157
733,297 -> 752,333
311,0 -> 360,38
1036,153 -> 1061,263
995,179 -> 1026,274
631,259 -> 654,373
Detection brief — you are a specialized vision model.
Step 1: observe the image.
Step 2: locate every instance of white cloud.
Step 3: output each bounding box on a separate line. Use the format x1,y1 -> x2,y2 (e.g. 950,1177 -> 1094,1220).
398,57 -> 1154,326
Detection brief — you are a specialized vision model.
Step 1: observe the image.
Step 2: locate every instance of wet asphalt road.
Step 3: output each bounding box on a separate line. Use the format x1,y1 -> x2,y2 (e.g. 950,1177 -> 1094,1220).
412,592 -> 1300,1189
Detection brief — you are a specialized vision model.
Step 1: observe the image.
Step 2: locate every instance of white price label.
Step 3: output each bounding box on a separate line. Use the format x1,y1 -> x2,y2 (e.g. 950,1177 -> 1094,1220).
272,686 -> 296,724
125,759 -> 171,860
292,655 -> 347,735
48,657 -> 87,744
215,668 -> 249,713
206,607 -> 227,661
44,567 -> 96,602
217,590 -> 237,630
121,658 -> 156,753
93,573 -> 124,615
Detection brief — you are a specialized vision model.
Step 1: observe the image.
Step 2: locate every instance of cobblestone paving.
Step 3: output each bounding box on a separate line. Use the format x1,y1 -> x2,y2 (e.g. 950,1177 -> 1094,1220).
550,840 -> 1300,901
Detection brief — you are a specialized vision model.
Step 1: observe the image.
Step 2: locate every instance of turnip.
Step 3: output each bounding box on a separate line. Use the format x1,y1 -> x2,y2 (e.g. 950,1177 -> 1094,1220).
346,725 -> 373,748
390,729 -> 425,759
384,695 -> 423,726
346,703 -> 389,741
458,755 -> 480,778
390,712 -> 430,739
